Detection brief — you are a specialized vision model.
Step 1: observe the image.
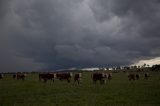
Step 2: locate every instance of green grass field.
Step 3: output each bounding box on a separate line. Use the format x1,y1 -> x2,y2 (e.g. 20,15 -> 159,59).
0,72 -> 160,106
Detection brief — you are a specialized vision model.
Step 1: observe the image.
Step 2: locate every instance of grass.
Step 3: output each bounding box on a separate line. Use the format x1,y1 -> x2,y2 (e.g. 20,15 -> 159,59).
0,72 -> 160,106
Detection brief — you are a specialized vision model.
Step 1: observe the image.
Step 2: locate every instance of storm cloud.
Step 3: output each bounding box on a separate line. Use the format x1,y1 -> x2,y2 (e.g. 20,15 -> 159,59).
0,0 -> 160,72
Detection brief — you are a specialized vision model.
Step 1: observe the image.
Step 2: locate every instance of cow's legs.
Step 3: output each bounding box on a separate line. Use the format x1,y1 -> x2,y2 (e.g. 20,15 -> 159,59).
22,77 -> 24,81
67,79 -> 70,83
44,78 -> 47,83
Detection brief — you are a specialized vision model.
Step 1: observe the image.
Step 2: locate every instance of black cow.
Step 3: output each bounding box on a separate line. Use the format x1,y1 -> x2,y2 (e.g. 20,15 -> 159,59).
74,73 -> 82,84
0,73 -> 4,79
92,72 -> 107,84
13,74 -> 16,79
135,74 -> 140,80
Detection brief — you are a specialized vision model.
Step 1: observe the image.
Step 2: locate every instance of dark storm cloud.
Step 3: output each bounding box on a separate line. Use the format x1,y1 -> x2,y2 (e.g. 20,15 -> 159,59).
90,0 -> 160,55
0,0 -> 160,72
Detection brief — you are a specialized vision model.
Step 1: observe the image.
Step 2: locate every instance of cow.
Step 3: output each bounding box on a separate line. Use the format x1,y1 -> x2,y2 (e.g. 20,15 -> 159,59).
0,73 -> 4,79
16,73 -> 27,80
74,73 -> 82,84
128,73 -> 136,81
13,74 -> 17,79
108,73 -> 112,81
39,73 -> 56,83
135,74 -> 140,80
128,73 -> 140,81
144,73 -> 150,80
56,72 -> 72,83
92,72 -> 107,84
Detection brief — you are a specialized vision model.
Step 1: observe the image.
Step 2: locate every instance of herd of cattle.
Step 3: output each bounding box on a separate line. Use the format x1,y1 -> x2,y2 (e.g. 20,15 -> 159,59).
39,73 -> 83,84
0,72 -> 150,84
127,73 -> 150,81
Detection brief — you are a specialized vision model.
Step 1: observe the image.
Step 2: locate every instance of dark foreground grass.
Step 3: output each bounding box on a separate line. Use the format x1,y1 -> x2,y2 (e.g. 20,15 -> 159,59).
0,72 -> 160,106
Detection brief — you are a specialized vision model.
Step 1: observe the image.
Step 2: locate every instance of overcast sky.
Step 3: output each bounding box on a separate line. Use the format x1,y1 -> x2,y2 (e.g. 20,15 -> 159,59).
0,0 -> 160,72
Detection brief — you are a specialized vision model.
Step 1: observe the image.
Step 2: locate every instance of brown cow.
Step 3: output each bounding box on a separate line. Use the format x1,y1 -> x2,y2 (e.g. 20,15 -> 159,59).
39,73 -> 56,83
144,73 -> 150,80
128,73 -> 140,81
16,73 -> 27,80
92,72 -> 107,84
56,72 -> 72,83
128,73 -> 136,81
74,73 -> 82,84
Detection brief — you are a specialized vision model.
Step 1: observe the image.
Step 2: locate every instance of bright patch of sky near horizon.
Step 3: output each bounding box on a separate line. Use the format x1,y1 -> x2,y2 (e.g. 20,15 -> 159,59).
134,57 -> 160,66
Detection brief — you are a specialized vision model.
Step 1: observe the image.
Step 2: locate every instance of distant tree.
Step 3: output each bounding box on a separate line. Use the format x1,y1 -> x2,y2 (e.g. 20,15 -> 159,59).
99,67 -> 105,71
151,64 -> 160,72
105,67 -> 109,70
124,66 -> 130,70
130,66 -> 134,69
134,65 -> 137,69
116,66 -> 121,70
143,63 -> 146,67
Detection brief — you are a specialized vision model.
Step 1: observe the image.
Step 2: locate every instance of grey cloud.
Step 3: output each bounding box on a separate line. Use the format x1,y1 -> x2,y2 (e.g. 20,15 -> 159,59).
0,0 -> 160,72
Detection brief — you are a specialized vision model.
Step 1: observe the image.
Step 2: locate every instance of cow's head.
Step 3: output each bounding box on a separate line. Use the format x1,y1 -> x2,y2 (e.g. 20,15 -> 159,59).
24,73 -> 27,77
79,73 -> 82,77
54,73 -> 57,78
70,72 -> 73,77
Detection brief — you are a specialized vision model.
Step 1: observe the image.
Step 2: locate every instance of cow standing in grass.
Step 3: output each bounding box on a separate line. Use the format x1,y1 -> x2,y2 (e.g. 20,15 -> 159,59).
108,73 -> 112,81
92,72 -> 107,84
135,74 -> 140,80
128,73 -> 136,81
56,72 -> 72,83
39,73 -> 56,83
13,74 -> 16,79
144,73 -> 150,80
128,73 -> 140,81
74,73 -> 82,84
16,73 -> 27,80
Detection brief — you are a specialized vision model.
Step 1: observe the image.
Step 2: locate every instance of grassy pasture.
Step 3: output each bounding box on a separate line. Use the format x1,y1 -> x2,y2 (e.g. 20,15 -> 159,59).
0,72 -> 160,106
